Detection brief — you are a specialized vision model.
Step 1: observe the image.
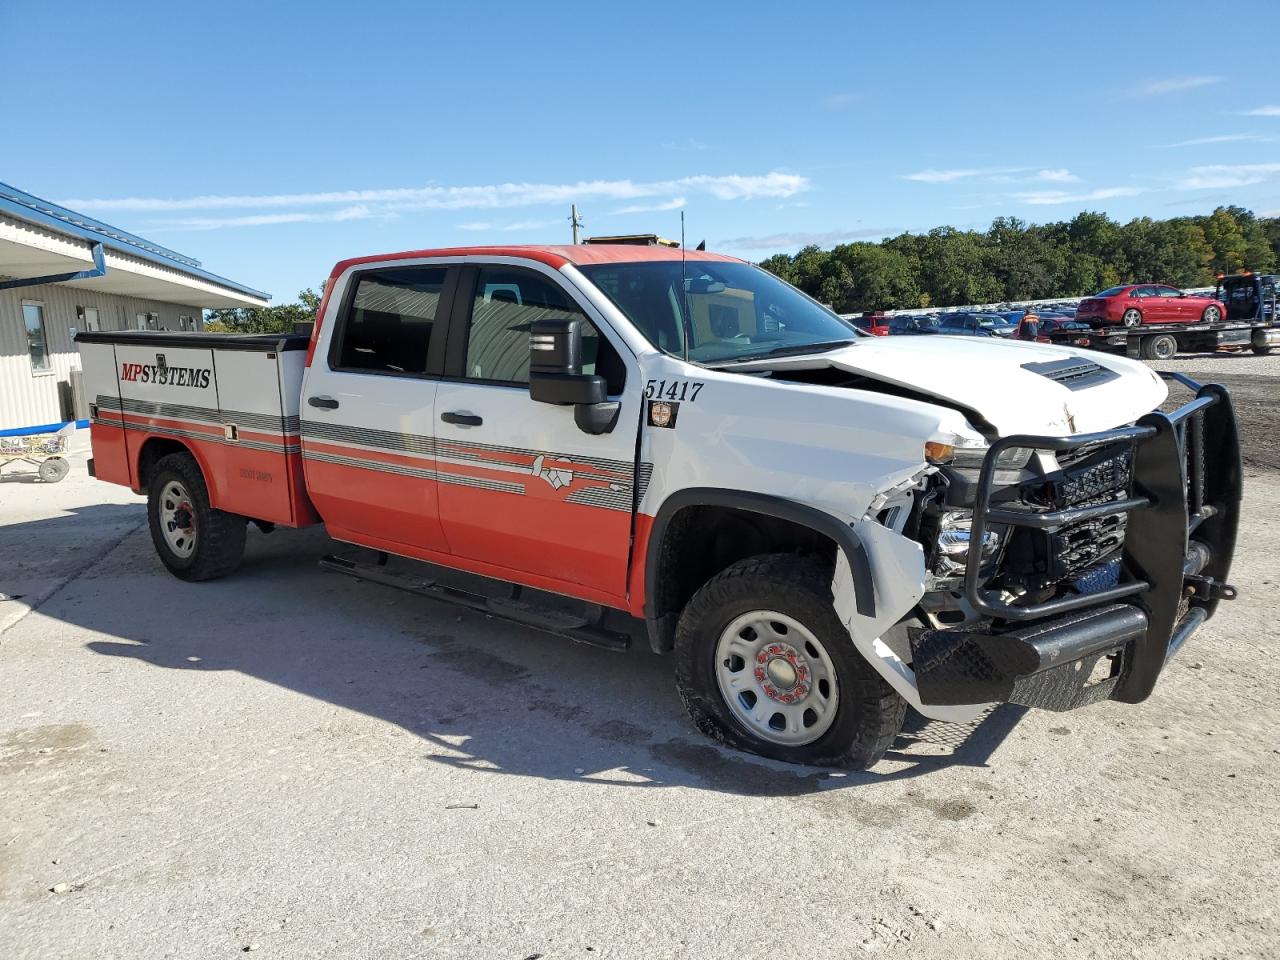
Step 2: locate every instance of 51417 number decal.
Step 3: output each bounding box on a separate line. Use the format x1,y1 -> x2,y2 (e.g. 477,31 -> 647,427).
645,379 -> 704,402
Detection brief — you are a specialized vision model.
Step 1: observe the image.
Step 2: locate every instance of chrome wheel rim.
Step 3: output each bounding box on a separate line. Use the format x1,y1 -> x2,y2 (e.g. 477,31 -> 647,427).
1205,307 -> 1219,322
1154,337 -> 1176,359
1123,309 -> 1142,327
159,480 -> 197,558
714,610 -> 839,746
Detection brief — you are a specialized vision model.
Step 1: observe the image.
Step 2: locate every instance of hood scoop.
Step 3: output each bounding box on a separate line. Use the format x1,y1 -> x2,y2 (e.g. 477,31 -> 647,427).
1020,357 -> 1118,391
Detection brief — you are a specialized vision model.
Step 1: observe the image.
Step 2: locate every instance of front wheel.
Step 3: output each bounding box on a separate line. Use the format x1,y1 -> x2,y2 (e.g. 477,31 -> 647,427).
673,554 -> 906,769
1202,305 -> 1221,323
1122,308 -> 1143,327
147,452 -> 246,581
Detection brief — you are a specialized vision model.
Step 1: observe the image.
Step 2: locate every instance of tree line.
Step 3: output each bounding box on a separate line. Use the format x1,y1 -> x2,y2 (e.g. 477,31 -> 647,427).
758,206 -> 1280,313
204,287 -> 323,334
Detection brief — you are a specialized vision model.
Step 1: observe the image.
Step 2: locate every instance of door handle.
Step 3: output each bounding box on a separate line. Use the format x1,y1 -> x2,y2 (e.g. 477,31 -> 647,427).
308,395 -> 339,410
441,411 -> 483,427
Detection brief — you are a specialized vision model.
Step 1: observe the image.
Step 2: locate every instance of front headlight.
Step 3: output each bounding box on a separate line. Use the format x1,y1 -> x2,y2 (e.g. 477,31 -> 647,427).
930,510 -> 1003,583
951,445 -> 1034,472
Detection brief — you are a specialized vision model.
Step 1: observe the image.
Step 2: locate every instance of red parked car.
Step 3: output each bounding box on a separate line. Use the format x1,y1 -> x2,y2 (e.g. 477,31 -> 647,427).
1076,284 -> 1226,328
856,310 -> 892,336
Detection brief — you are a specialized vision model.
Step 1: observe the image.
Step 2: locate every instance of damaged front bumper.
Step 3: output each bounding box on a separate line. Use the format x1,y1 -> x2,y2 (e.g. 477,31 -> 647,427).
910,373 -> 1241,711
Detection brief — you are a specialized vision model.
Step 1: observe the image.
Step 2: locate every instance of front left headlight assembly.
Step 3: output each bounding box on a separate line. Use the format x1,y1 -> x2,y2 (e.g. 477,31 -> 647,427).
930,509 -> 1004,585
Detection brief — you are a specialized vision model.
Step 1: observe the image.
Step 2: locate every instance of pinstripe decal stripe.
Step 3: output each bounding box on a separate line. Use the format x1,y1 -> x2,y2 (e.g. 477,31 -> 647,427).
301,449 -> 523,494
96,395 -> 650,513
97,395 -> 300,435
93,416 -> 301,454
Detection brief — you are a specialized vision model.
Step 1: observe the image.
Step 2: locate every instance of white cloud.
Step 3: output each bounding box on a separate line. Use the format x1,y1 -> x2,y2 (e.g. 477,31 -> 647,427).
902,167 -> 1025,183
1128,75 -> 1223,97
459,218 -> 569,233
1032,169 -> 1081,183
719,228 -> 894,251
824,92 -> 863,110
908,167 -> 1079,185
1177,163 -> 1280,189
661,138 -> 709,151
1242,105 -> 1280,116
59,172 -> 809,214
612,197 -> 687,215
499,219 -> 559,231
146,205 -> 379,231
1161,133 -> 1280,148
1013,187 -> 1146,205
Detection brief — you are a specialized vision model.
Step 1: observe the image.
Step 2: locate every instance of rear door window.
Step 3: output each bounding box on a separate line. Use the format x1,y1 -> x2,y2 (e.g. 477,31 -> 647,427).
332,267 -> 449,375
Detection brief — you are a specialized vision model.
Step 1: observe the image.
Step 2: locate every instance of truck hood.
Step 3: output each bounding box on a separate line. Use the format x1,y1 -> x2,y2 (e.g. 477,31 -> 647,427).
742,335 -> 1168,437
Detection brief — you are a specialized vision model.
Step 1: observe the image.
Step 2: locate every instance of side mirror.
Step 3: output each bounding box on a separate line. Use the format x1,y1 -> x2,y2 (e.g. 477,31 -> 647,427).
528,318 -> 619,435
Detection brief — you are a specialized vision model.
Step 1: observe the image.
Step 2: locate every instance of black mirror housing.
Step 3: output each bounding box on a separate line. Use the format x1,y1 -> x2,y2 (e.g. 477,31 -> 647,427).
528,317 -> 620,434
529,373 -> 607,405
530,317 -> 584,376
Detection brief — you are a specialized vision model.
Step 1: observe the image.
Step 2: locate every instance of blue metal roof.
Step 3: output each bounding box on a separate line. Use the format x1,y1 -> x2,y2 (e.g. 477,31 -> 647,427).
0,181 -> 270,301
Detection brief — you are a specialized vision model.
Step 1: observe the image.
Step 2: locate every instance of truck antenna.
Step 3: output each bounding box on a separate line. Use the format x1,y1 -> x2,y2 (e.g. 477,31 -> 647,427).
680,210 -> 692,361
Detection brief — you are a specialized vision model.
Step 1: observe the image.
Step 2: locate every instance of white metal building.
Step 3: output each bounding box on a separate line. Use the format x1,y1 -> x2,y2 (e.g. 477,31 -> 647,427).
0,181 -> 269,432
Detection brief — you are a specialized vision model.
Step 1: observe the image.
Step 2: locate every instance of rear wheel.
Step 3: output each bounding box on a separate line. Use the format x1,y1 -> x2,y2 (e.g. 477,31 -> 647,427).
147,452 -> 245,581
1202,305 -> 1221,323
37,457 -> 69,483
1141,333 -> 1179,361
673,553 -> 906,769
1122,308 -> 1143,327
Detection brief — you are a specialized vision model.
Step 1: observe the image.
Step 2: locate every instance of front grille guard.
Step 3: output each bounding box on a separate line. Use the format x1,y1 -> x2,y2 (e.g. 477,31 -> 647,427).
963,372 -> 1242,702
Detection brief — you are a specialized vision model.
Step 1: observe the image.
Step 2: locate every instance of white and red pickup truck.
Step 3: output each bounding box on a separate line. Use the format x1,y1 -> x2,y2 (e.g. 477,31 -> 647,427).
76,244 -> 1241,768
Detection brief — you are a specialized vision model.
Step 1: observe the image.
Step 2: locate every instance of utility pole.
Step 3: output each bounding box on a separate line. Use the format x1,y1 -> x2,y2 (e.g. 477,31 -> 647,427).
570,204 -> 583,245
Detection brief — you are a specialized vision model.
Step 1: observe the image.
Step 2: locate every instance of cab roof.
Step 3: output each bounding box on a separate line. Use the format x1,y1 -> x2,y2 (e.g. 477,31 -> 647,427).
327,243 -> 743,279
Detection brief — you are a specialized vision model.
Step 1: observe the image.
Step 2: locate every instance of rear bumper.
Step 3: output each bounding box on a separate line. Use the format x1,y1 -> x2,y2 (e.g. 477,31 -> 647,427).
911,374 -> 1241,711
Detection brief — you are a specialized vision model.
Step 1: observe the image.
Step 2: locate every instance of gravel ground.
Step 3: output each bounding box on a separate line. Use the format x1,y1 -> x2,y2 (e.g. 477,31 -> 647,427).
1152,350 -> 1280,471
2,367 -> 1278,960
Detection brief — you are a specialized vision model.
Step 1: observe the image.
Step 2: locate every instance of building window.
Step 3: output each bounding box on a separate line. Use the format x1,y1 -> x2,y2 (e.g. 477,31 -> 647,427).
178,314 -> 195,331
135,312 -> 159,330
136,313 -> 148,330
23,301 -> 51,373
76,306 -> 100,332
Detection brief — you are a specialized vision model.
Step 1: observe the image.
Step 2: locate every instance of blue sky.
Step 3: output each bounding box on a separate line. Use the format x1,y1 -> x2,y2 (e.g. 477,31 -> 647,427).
4,0 -> 1279,302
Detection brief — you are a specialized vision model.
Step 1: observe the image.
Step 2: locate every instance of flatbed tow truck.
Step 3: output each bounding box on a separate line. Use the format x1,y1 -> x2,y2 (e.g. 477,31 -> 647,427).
1050,273 -> 1280,359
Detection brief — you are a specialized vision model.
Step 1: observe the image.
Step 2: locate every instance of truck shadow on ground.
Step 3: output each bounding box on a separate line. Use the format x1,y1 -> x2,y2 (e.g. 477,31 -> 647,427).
25,516 -> 1027,797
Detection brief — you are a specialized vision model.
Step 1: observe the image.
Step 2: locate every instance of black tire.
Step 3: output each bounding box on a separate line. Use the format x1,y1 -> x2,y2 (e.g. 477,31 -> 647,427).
673,553 -> 906,769
1253,344 -> 1272,356
1122,308 -> 1143,327
1141,334 -> 1178,360
37,457 -> 69,483
147,452 -> 245,581
1202,305 -> 1221,323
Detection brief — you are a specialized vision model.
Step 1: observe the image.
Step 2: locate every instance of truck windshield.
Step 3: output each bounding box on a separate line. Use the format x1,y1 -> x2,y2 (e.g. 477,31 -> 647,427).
577,260 -> 860,364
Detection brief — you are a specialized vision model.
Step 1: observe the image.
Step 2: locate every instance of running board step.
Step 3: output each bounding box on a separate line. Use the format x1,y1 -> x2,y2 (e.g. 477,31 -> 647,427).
319,554 -> 632,652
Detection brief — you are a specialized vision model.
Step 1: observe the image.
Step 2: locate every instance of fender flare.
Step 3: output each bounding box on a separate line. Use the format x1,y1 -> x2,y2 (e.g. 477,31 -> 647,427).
641,488 -> 877,652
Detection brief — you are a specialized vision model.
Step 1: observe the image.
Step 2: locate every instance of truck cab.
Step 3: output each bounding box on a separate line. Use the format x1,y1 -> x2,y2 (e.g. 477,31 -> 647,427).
76,244 -> 1243,770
